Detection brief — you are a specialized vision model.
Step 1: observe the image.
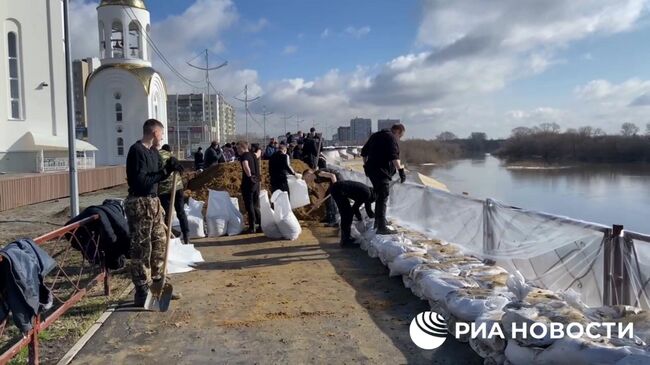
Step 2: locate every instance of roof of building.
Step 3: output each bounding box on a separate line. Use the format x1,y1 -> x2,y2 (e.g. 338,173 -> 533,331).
9,132 -> 98,152
98,0 -> 146,10
85,63 -> 164,95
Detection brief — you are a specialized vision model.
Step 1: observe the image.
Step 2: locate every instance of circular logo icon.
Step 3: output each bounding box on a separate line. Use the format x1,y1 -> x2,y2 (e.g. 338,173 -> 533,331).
409,311 -> 448,350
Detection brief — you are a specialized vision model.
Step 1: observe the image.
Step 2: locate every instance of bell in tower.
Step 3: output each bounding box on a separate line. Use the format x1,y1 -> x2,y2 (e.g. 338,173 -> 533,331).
97,0 -> 151,66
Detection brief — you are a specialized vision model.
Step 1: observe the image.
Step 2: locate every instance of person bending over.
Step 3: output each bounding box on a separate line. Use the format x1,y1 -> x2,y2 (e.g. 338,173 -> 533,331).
330,181 -> 375,247
302,168 -> 343,227
268,142 -> 295,195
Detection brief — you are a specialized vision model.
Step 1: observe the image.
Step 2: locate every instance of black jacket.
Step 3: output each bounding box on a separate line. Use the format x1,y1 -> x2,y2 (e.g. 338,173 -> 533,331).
65,200 -> 130,270
0,239 -> 56,333
268,151 -> 295,186
126,141 -> 169,197
361,129 -> 400,179
204,146 -> 225,167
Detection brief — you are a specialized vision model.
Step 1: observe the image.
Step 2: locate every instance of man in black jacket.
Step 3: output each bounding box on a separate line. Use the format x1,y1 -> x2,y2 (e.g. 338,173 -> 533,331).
302,133 -> 319,168
125,119 -> 183,307
268,142 -> 295,194
361,123 -> 406,235
238,141 -> 262,233
194,147 -> 204,170
204,141 -> 225,168
330,181 -> 375,247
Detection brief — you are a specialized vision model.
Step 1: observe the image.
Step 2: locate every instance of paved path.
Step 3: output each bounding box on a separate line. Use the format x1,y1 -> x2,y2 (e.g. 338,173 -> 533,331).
71,224 -> 482,364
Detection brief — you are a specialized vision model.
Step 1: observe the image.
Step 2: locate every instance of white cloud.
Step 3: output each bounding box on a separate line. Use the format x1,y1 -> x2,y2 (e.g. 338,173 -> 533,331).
344,26 -> 371,39
320,28 -> 330,38
70,0 -> 99,59
282,45 -> 298,54
245,18 -> 269,33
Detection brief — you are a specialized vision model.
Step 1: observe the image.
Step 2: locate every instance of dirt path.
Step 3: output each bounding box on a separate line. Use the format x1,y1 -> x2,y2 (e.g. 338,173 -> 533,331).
70,224 -> 482,364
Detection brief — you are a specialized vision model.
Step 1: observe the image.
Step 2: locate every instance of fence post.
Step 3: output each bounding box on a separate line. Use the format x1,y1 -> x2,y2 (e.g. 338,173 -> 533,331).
604,225 -> 630,306
28,315 -> 40,365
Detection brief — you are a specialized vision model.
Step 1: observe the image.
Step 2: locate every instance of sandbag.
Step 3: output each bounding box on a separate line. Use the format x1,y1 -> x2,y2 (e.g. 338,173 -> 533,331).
287,175 -> 310,209
505,338 -> 645,365
388,252 -> 433,277
186,215 -> 205,238
271,190 -> 302,240
187,197 -> 204,217
206,190 -> 242,237
444,288 -> 510,322
259,190 -> 283,239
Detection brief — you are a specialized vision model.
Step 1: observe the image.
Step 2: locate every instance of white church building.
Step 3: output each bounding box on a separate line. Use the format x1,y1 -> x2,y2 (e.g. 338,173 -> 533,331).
86,0 -> 167,166
0,0 -> 97,173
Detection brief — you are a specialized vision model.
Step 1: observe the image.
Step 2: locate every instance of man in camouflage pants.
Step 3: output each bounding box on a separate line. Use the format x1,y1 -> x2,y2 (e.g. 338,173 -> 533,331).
125,119 -> 183,306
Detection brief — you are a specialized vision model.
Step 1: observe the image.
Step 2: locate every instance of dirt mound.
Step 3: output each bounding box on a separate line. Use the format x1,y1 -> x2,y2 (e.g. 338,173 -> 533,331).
186,160 -> 328,221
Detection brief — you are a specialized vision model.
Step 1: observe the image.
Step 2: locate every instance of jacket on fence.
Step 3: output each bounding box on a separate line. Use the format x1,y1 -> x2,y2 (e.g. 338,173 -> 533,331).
65,200 -> 130,270
0,239 -> 56,333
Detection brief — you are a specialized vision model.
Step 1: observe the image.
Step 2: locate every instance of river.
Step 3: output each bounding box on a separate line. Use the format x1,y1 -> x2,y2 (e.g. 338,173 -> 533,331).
419,155 -> 650,233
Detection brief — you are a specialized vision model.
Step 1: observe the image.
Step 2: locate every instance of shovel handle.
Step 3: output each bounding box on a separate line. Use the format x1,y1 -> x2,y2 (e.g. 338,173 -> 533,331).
160,172 -> 179,285
306,194 -> 330,215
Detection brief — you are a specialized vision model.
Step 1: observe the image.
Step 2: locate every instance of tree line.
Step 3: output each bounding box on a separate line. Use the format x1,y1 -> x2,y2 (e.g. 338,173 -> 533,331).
495,122 -> 650,164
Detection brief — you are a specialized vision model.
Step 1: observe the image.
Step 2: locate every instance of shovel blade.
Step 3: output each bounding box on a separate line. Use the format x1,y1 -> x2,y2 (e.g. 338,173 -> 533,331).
143,283 -> 173,312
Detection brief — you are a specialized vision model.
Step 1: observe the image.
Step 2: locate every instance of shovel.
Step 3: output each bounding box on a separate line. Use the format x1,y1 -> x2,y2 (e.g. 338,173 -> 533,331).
144,172 -> 179,312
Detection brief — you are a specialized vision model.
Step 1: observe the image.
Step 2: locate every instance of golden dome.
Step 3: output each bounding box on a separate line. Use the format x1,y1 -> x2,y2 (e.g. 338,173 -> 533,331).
98,0 -> 147,10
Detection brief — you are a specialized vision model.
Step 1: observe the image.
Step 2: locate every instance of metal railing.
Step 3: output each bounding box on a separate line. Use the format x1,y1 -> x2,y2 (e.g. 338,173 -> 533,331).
0,214 -> 110,365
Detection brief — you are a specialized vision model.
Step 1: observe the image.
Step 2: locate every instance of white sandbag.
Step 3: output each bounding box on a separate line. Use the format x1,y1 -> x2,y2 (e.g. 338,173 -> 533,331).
617,354 -> 650,365
207,218 -> 226,237
287,175 -> 310,209
377,238 -> 425,265
388,252 -> 433,277
230,197 -> 239,211
167,237 -> 205,274
505,337 -> 643,365
206,190 -> 242,237
470,309 -> 507,363
187,197 -> 204,217
445,288 -> 510,322
259,190 -> 283,239
506,270 -> 532,303
411,268 -> 479,302
271,190 -> 302,240
187,215 -> 205,238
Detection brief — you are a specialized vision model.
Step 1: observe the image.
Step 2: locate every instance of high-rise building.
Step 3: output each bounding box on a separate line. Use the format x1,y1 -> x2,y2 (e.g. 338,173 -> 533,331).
218,93 -> 236,142
72,58 -> 100,140
336,126 -> 351,143
167,93 -> 221,155
378,118 -> 400,131
350,117 -> 372,144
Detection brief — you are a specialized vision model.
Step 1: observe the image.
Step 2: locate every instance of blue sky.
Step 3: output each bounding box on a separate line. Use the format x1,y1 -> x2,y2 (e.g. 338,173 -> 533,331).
71,0 -> 650,139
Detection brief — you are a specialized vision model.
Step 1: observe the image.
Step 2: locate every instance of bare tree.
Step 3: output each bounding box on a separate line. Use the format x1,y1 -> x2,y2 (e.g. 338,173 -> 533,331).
578,126 -> 594,137
436,131 -> 457,141
621,122 -> 639,136
539,122 -> 561,133
593,128 -> 606,136
511,126 -> 533,137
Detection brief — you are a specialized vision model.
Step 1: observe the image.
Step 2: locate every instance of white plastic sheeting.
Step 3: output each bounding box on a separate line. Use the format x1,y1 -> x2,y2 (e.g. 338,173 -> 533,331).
333,165 -> 648,309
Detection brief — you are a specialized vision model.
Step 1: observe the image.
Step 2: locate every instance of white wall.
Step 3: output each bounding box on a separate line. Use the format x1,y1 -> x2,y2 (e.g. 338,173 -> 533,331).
87,68 -> 149,166
0,0 -> 68,153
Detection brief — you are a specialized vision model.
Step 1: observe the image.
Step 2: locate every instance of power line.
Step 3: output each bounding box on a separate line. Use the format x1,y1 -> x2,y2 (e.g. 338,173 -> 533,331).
233,85 -> 261,142
258,106 -> 273,140
187,49 -> 228,142
281,113 -> 294,135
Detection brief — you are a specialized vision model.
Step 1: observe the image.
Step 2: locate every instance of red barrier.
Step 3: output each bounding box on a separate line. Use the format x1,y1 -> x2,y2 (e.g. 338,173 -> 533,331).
0,214 -> 110,365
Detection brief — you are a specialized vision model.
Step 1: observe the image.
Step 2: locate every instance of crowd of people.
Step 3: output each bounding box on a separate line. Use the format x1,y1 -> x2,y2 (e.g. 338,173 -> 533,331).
124,119 -> 405,307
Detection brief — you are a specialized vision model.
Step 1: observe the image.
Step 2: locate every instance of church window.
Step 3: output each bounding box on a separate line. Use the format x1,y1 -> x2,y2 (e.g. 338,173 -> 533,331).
114,91 -> 121,100
128,21 -> 142,58
117,137 -> 124,156
111,21 -> 123,58
98,21 -> 105,58
115,103 -> 123,122
7,31 -> 22,120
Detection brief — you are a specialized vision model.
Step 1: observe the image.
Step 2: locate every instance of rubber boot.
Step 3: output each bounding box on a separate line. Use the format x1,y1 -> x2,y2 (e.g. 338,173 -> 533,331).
182,232 -> 190,245
133,283 -> 148,307
376,225 -> 398,235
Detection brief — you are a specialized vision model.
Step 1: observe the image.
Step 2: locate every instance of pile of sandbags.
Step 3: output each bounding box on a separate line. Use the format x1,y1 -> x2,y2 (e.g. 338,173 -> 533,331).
351,215 -> 650,365
259,190 -> 302,240
172,197 -> 206,239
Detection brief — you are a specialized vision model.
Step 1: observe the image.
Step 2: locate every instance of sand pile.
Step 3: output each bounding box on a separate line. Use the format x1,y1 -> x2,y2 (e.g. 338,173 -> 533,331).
186,160 -> 328,221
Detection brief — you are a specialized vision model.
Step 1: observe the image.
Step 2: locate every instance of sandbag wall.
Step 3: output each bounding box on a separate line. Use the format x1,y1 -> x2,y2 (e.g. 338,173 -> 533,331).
351,218 -> 650,365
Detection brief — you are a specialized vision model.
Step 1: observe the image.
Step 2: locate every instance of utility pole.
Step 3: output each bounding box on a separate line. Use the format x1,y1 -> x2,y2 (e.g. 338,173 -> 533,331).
176,94 -> 181,158
259,106 -> 273,140
63,0 -> 79,217
282,113 -> 294,135
295,115 -> 304,132
234,84 -> 260,142
187,49 -> 227,143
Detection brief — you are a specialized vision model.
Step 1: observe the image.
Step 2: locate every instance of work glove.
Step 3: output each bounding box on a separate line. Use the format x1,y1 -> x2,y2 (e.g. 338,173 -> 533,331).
398,168 -> 406,183
165,157 -> 184,175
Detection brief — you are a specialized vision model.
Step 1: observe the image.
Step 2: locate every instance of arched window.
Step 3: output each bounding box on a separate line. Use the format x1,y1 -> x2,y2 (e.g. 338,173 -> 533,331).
128,21 -> 141,58
98,21 -> 105,58
145,24 -> 151,60
115,103 -> 122,122
117,137 -> 124,156
7,31 -> 22,119
111,21 -> 123,58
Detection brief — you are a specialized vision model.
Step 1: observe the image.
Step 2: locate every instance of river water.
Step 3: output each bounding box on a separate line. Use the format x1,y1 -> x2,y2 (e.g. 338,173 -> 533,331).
419,155 -> 650,233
